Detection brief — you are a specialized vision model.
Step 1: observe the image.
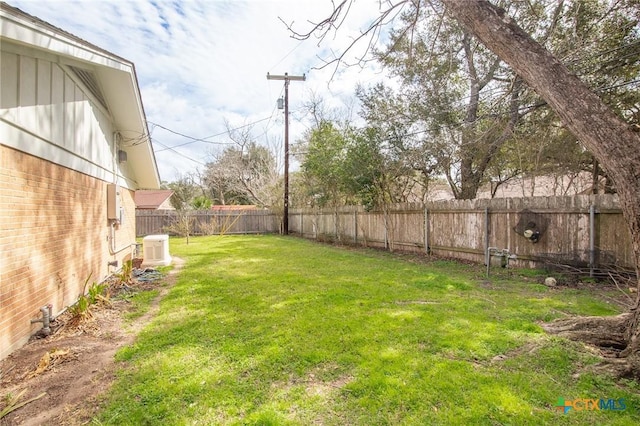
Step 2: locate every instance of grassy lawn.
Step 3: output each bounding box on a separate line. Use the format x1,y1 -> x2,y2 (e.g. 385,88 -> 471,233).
97,235 -> 639,425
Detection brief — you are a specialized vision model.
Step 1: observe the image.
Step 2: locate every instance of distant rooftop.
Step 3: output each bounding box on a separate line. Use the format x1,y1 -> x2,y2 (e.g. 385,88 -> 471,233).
135,190 -> 174,209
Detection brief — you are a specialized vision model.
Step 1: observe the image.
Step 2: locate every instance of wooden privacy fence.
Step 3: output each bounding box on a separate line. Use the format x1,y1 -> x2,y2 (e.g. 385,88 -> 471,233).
135,209 -> 280,237
289,194 -> 634,271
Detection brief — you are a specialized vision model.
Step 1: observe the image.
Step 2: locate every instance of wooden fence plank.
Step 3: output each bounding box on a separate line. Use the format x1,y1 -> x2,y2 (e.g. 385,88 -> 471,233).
290,194 -> 633,270
135,210 -> 280,237
137,194 -> 633,271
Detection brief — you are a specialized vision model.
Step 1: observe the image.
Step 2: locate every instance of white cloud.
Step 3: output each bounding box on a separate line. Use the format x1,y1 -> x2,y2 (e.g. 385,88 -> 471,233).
10,0 -> 399,182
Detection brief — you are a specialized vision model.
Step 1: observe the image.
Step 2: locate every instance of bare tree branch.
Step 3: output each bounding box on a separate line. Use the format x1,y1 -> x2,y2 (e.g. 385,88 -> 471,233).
280,0 -> 413,81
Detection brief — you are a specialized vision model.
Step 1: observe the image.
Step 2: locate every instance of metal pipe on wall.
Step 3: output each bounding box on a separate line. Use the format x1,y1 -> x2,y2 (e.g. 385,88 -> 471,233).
31,304 -> 52,335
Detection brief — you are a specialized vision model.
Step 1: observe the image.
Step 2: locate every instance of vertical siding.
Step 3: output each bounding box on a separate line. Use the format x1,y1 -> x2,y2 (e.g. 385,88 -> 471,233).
50,63 -> 65,144
1,50 -> 118,185
0,51 -> 19,117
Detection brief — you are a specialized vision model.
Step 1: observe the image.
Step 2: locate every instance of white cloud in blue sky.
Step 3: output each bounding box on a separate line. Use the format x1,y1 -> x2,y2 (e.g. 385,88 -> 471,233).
9,0 -> 397,183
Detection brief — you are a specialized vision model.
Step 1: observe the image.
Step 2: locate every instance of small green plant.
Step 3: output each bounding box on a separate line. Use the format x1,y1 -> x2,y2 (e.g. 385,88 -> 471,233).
67,274 -> 93,322
67,294 -> 91,321
116,260 -> 134,286
88,282 -> 110,305
67,274 -> 110,323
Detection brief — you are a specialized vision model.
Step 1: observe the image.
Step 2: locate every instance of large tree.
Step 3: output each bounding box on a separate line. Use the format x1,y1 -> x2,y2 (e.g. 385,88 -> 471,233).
371,5 -> 523,199
355,0 -> 638,199
292,0 -> 640,376
442,0 -> 640,377
298,120 -> 419,209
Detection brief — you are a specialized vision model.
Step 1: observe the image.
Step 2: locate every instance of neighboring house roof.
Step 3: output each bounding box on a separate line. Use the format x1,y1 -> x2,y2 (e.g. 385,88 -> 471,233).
476,173 -> 597,199
0,2 -> 161,189
423,173 -> 598,201
135,190 -> 174,209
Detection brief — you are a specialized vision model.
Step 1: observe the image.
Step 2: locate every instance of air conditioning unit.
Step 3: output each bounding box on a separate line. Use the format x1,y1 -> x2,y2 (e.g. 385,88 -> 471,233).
142,234 -> 172,266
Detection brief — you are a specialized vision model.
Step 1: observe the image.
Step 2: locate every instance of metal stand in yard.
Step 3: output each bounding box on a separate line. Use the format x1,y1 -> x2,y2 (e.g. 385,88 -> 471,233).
486,247 -> 517,278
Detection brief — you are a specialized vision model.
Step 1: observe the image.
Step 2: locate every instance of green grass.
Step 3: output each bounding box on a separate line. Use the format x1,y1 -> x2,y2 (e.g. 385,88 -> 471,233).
119,289 -> 160,322
96,235 -> 639,425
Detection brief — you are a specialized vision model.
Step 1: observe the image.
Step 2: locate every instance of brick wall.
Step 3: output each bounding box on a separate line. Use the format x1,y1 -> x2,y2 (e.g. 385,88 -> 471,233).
0,145 -> 136,360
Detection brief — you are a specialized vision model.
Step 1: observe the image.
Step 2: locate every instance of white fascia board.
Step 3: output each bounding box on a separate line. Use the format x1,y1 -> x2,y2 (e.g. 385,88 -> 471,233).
1,9 -> 131,73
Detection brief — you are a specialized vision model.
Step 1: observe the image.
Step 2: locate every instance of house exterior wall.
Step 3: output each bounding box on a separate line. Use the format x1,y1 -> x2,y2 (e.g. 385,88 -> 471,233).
0,146 -> 136,359
0,36 -> 142,360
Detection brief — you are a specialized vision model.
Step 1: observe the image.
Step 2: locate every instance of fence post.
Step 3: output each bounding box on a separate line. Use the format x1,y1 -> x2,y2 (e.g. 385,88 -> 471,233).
484,207 -> 490,266
589,203 -> 595,277
424,207 -> 429,255
384,209 -> 388,250
354,210 -> 358,245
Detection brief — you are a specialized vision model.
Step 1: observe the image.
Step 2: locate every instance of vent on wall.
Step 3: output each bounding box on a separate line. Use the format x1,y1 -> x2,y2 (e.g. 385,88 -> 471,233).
69,66 -> 109,111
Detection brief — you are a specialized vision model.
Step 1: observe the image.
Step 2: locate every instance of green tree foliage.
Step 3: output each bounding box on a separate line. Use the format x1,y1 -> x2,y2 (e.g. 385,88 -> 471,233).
191,195 -> 213,210
364,1 -> 524,199
298,121 -> 419,210
299,121 -> 348,207
493,0 -> 640,194
354,0 -> 639,198
204,142 -> 279,207
344,126 -> 418,210
167,177 -> 198,211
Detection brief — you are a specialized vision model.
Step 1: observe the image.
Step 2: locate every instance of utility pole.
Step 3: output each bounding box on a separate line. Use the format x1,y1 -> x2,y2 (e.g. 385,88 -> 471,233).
266,72 -> 306,235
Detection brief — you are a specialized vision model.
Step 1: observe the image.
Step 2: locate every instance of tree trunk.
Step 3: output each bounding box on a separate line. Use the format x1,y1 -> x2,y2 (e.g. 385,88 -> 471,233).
458,157 -> 479,199
441,0 -> 640,376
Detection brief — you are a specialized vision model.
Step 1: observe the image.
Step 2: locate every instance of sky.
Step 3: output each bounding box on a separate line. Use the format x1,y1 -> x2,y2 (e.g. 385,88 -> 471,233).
8,0 -> 398,183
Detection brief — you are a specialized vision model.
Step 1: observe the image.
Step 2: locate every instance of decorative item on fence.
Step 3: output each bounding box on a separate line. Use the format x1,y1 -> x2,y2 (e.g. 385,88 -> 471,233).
513,209 -> 549,243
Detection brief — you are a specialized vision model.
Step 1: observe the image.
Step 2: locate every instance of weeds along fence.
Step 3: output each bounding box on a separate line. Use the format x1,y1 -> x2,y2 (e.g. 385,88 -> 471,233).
289,194 -> 634,273
135,209 -> 280,237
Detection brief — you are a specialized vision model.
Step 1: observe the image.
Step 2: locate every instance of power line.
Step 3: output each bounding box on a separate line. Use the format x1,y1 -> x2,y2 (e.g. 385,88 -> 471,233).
150,116 -> 274,152
268,37 -> 307,71
152,139 -> 207,166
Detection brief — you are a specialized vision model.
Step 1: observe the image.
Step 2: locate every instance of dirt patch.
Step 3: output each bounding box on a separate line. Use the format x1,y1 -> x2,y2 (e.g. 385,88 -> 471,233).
0,258 -> 184,426
271,363 -> 353,399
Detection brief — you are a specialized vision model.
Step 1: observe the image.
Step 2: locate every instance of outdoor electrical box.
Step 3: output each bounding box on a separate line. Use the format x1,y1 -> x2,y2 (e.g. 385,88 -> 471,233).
107,184 -> 121,220
142,234 -> 172,266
